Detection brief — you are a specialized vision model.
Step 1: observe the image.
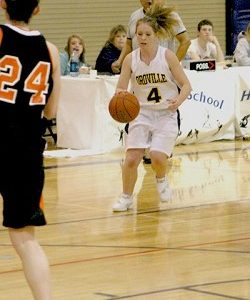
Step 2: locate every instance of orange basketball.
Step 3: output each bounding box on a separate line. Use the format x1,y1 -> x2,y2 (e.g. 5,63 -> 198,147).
108,91 -> 140,123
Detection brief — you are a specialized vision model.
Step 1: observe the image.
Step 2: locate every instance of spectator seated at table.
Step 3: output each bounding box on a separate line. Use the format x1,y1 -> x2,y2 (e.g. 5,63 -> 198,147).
95,25 -> 127,75
234,23 -> 250,66
60,34 -> 90,75
186,19 -> 224,62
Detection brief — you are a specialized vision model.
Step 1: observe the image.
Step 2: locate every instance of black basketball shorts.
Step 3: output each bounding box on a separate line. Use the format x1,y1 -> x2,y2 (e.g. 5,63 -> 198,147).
0,150 -> 47,229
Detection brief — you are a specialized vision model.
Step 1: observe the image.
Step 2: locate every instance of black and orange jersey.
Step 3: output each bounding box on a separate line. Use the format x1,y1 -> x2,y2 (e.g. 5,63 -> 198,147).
0,24 -> 53,150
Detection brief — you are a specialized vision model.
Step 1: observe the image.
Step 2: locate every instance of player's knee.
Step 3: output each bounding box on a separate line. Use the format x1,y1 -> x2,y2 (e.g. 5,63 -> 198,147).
125,152 -> 142,168
151,151 -> 167,166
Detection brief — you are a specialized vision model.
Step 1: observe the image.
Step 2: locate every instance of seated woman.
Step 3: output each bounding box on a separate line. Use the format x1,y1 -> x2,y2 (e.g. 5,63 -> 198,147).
186,19 -> 224,62
234,23 -> 250,66
95,25 -> 127,74
60,34 -> 90,75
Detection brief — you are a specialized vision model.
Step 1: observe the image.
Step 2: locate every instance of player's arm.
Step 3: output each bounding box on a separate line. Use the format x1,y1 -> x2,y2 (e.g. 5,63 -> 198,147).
175,31 -> 191,61
166,50 -> 192,110
43,41 -> 61,119
112,39 -> 132,71
115,53 -> 132,93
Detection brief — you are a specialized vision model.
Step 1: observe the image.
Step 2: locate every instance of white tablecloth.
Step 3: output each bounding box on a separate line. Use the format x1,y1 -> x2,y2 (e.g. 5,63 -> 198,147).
57,75 -> 122,152
56,68 -> 250,152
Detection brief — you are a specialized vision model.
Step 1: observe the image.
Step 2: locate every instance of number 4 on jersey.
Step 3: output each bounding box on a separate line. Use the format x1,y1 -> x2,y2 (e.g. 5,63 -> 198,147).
147,87 -> 162,103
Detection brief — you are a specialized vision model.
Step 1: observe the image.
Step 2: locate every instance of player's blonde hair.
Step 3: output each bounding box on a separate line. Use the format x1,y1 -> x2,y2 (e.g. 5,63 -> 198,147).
136,3 -> 178,40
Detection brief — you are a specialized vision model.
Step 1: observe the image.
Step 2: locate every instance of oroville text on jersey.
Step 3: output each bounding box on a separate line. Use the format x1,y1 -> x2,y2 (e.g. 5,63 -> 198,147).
136,73 -> 168,85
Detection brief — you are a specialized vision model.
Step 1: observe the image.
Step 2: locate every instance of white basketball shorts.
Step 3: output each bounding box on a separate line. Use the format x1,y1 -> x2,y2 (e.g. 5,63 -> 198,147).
125,108 -> 178,157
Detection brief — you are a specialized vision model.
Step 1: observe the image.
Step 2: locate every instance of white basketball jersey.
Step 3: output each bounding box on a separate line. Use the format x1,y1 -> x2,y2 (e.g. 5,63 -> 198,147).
130,46 -> 179,110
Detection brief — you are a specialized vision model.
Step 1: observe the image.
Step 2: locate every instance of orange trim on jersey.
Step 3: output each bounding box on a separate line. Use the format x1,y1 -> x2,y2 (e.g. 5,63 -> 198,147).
0,28 -> 3,47
39,194 -> 45,210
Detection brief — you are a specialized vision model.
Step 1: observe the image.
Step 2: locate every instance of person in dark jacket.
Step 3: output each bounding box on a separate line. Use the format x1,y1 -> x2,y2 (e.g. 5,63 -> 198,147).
95,24 -> 127,74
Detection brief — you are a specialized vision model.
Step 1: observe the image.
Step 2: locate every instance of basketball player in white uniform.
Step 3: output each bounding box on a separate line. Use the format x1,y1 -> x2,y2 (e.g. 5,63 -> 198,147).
112,3 -> 192,212
114,0 -> 190,164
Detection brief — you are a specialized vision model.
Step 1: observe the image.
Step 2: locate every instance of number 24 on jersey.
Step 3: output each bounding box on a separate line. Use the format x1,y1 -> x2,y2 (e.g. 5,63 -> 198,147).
0,55 -> 51,105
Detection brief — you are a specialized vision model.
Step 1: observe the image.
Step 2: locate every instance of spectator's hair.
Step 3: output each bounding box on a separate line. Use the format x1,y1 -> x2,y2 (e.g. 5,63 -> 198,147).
5,0 -> 39,24
64,34 -> 86,63
105,25 -> 127,47
197,19 -> 214,31
136,3 -> 178,39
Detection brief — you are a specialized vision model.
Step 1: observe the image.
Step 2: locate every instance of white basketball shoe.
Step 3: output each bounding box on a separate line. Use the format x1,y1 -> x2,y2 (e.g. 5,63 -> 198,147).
112,194 -> 133,212
156,177 -> 172,202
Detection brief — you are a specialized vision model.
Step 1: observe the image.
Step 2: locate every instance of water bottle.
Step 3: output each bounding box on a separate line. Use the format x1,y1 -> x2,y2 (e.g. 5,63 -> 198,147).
69,49 -> 80,77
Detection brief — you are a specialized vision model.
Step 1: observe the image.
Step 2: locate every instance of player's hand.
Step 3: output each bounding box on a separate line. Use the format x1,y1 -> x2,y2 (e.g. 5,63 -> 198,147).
115,89 -> 126,95
166,99 -> 179,112
112,60 -> 121,69
111,61 -> 121,74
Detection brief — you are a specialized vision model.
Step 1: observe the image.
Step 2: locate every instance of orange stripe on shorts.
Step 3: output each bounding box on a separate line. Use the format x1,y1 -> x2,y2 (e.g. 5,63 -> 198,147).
39,195 -> 45,210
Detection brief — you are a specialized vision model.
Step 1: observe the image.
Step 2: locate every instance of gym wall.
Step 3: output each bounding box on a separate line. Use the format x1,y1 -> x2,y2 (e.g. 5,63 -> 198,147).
0,0 -> 225,65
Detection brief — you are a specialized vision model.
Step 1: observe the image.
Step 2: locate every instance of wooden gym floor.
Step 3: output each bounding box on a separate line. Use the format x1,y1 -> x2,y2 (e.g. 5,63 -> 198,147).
1,139 -> 250,299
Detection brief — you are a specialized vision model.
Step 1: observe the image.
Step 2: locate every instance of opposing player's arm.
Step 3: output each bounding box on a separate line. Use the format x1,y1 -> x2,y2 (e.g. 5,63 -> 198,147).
115,53 -> 132,93
43,41 -> 61,119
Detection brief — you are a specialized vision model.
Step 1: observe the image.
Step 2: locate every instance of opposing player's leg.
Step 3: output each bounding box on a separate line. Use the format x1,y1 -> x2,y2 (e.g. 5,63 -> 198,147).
2,148 -> 51,300
9,226 -> 51,300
